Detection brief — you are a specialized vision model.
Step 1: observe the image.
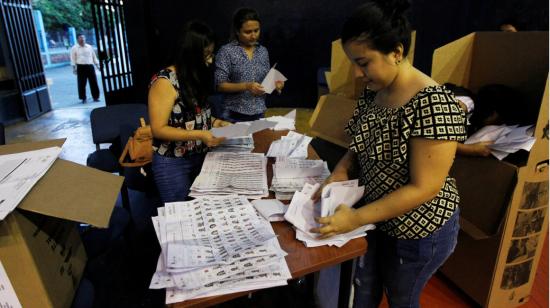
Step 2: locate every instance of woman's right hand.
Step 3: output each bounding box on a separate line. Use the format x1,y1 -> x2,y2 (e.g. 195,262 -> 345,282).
311,172 -> 350,202
246,82 -> 265,96
201,131 -> 226,147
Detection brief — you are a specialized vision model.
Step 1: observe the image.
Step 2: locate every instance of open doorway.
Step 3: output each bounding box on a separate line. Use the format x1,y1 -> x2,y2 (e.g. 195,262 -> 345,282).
32,0 -> 105,109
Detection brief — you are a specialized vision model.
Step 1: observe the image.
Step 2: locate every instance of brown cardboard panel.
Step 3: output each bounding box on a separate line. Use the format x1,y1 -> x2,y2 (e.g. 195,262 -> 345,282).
434,31 -> 549,308
408,30 -> 416,65
440,230 -> 501,306
0,212 -> 52,307
18,159 -> 123,228
431,33 -> 475,87
450,156 -> 517,238
468,32 -> 548,97
17,210 -> 86,308
487,167 -> 550,308
0,140 -> 123,227
0,139 -> 66,154
527,77 -> 549,181
308,95 -> 355,148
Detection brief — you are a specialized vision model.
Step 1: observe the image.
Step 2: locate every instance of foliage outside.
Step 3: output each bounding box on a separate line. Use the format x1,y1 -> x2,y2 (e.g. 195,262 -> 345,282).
32,0 -> 93,31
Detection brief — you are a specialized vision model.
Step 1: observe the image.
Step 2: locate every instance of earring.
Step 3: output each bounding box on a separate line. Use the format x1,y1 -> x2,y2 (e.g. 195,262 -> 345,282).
395,59 -> 401,65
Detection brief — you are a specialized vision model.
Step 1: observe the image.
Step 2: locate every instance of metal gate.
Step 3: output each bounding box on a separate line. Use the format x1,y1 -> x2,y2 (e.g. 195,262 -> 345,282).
90,0 -> 133,105
0,0 -> 51,120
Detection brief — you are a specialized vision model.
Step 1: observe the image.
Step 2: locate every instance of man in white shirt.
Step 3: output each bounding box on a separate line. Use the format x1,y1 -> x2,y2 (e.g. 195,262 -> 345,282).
70,34 -> 100,103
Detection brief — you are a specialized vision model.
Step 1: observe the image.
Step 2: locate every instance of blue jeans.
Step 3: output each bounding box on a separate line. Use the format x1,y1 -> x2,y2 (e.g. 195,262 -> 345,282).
353,209 -> 460,308
151,153 -> 205,203
225,110 -> 263,123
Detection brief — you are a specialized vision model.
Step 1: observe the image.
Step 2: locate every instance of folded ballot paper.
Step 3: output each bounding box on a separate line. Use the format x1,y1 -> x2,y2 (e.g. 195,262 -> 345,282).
465,124 -> 536,160
210,120 -> 277,138
251,199 -> 287,222
284,180 -> 375,247
261,63 -> 288,94
262,109 -> 296,131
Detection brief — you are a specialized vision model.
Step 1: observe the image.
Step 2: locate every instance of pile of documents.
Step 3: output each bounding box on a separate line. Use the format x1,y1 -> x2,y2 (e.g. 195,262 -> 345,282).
465,124 -> 536,160
0,146 -> 61,220
266,131 -> 312,158
150,195 -> 291,303
211,135 -> 255,153
190,152 -> 269,199
262,109 -> 296,131
284,180 -> 374,247
271,158 -> 330,200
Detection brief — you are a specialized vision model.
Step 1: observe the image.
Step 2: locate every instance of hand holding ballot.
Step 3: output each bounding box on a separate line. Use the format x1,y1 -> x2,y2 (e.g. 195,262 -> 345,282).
261,64 -> 287,95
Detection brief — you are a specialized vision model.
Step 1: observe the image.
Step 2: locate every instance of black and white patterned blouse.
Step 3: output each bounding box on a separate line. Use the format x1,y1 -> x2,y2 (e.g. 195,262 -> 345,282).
149,68 -> 212,158
345,85 -> 467,239
214,41 -> 270,115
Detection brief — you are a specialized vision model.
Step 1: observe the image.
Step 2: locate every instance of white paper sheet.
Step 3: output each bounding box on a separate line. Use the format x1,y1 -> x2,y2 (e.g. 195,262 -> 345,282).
261,64 -> 288,94
0,261 -> 22,308
251,199 -> 287,222
0,146 -> 62,220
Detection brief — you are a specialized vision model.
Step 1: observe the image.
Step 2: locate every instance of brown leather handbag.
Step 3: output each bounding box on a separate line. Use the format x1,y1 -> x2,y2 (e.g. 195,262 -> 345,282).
119,118 -> 153,167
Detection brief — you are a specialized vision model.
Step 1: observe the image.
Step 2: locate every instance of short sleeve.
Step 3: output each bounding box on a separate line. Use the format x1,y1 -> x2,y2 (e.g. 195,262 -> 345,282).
410,90 -> 467,141
214,46 -> 231,86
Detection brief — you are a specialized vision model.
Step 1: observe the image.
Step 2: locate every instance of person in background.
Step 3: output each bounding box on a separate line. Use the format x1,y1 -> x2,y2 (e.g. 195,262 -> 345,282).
148,21 -> 230,203
215,7 -> 283,122
70,34 -> 100,103
444,82 -> 493,156
311,1 -> 467,307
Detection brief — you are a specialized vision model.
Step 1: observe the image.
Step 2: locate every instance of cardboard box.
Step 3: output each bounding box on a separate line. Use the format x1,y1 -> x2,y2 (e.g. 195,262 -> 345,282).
310,32 -> 416,147
0,139 -> 123,307
431,31 -> 549,307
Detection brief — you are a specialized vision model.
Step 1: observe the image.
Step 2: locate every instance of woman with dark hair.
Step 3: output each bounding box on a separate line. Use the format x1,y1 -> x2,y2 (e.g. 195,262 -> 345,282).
215,7 -> 281,122
311,1 -> 467,306
148,21 -> 230,203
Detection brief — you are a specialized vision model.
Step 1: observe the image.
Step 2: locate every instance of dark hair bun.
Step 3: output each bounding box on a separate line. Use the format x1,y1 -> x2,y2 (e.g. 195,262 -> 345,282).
374,0 -> 410,17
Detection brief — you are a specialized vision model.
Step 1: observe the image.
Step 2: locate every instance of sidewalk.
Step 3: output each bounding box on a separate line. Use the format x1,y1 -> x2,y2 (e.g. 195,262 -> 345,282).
45,65 -> 105,109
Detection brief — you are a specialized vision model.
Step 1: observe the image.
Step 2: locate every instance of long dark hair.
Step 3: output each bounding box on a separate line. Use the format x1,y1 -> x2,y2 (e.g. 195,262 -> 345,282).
341,0 -> 411,57
231,8 -> 261,40
173,21 -> 215,107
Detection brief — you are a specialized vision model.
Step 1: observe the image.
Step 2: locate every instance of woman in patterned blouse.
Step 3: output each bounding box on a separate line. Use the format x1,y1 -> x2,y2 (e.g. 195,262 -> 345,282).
311,1 -> 467,307
215,8 -> 282,122
149,21 -> 230,203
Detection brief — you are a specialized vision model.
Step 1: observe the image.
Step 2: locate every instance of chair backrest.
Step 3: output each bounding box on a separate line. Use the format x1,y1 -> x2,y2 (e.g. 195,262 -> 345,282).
90,104 -> 148,148
0,122 -> 5,145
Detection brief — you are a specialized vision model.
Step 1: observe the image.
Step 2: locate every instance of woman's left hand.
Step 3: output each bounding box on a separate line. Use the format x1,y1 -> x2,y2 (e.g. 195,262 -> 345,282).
275,80 -> 285,94
310,204 -> 361,239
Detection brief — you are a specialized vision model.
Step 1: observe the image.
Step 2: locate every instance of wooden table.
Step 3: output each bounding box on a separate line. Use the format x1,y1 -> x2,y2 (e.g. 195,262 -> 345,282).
172,130 -> 367,307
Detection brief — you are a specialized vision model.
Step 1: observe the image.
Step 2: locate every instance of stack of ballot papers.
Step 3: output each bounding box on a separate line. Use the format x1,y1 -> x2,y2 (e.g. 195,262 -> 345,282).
210,120 -> 277,138
0,146 -> 62,220
150,195 -> 291,304
271,158 -> 330,200
210,135 -> 255,153
465,124 -> 536,160
266,131 -> 312,158
284,180 -> 375,247
262,109 -> 296,131
190,152 -> 269,199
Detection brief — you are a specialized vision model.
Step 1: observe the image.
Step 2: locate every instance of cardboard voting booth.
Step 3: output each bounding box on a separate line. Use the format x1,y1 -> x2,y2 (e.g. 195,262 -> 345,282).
431,31 -> 549,307
310,32 -> 416,147
0,139 -> 123,307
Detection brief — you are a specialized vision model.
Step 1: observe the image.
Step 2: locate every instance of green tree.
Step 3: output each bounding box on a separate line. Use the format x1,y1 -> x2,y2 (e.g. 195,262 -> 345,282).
32,0 -> 93,31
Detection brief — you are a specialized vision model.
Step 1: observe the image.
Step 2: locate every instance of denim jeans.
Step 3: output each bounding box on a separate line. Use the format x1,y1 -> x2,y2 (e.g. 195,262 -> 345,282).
225,110 -> 263,123
353,209 -> 460,308
151,152 -> 205,203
